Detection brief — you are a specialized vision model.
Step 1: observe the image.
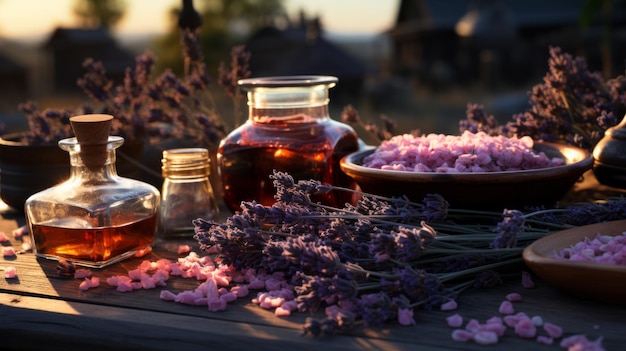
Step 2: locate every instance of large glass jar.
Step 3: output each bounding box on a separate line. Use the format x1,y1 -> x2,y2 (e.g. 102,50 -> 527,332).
218,76 -> 359,212
25,114 -> 160,268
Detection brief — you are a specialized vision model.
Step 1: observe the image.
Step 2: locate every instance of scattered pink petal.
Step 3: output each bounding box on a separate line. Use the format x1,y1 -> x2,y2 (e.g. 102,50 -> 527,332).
160,290 -> 177,301
135,246 -> 152,257
12,225 -> 27,238
74,269 -> 92,279
473,330 -> 499,345
514,318 -> 537,338
2,246 -> 16,257
177,245 -> 192,255
531,315 -> 543,326
446,314 -> 464,328
440,299 -> 458,311
537,335 -> 554,345
544,322 -> 563,339
397,308 -> 416,326
208,297 -> 227,312
522,271 -> 535,288
4,266 -> 17,278
506,292 -> 522,302
451,329 -> 474,342
498,300 -> 515,314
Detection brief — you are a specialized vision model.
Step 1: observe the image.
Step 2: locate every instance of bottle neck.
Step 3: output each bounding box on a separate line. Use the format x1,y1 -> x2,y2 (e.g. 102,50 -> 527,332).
59,136 -> 123,182
67,148 -> 119,182
161,148 -> 210,180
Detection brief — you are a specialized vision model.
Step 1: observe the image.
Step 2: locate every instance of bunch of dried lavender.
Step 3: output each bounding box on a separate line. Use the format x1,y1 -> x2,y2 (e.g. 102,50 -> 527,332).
193,170 -> 621,336
17,29 -> 251,149
460,46 -> 626,151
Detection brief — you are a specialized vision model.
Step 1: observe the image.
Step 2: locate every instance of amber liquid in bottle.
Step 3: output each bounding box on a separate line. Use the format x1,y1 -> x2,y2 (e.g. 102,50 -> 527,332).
31,214 -> 156,263
220,115 -> 358,212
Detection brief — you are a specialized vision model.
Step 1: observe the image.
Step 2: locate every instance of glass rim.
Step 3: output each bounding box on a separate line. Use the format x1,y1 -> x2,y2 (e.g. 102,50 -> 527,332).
238,75 -> 338,89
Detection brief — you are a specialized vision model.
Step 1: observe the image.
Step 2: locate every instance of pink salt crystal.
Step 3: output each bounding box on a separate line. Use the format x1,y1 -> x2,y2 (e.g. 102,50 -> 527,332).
137,260 -> 153,272
74,269 -> 92,279
21,242 -> 32,252
220,292 -> 237,303
473,330 -> 499,345
465,319 -> 482,333
0,232 -> 9,242
281,300 -> 297,312
79,278 -> 92,291
176,290 -> 203,305
265,278 -> 282,291
506,292 -> 522,302
543,322 -> 563,338
231,284 -> 249,298
12,225 -> 27,238
440,299 -> 458,311
205,278 -> 219,299
156,259 -> 172,271
531,315 -> 543,326
90,276 -> 100,287
248,277 -> 266,290
170,264 -> 184,276
537,335 -> 554,345
498,300 -> 515,315
4,266 -> 17,278
522,271 -> 535,288
135,246 -> 152,257
483,322 -> 507,337
274,306 -> 293,317
160,290 -> 177,301
451,329 -> 474,342
130,281 -> 143,290
486,316 -> 502,325
446,314 -> 464,328
128,269 -> 143,281
207,297 -> 227,312
177,245 -> 192,255
2,246 -> 16,257
152,270 -> 169,285
213,272 -> 231,286
117,281 -> 134,292
140,275 -> 156,289
514,318 -> 537,338
397,308 -> 416,326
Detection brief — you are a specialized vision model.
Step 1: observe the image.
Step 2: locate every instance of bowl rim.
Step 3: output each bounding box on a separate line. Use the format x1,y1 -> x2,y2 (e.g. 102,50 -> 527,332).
523,219 -> 626,274
340,142 -> 593,183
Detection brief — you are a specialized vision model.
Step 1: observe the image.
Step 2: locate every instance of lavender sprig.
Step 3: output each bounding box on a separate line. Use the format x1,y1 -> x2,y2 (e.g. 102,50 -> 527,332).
193,170 -> 624,336
459,46 -> 626,151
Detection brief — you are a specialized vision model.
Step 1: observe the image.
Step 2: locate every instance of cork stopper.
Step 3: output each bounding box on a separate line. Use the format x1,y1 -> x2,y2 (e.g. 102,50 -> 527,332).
69,114 -> 114,170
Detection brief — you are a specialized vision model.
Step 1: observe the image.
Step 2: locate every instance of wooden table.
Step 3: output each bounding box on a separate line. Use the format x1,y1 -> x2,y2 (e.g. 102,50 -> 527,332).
1,171 -> 625,351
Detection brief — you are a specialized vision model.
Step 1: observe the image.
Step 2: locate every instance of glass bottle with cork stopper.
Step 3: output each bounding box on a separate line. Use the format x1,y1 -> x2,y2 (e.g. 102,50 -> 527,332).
25,114 -> 160,268
218,75 -> 360,212
160,148 -> 218,238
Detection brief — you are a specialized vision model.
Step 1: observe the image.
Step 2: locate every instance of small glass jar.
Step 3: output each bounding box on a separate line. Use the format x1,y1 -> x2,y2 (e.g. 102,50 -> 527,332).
218,76 -> 360,212
25,114 -> 160,268
160,148 -> 219,238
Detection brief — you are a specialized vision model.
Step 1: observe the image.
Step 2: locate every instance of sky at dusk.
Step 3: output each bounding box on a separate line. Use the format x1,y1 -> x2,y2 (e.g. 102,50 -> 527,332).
0,0 -> 399,41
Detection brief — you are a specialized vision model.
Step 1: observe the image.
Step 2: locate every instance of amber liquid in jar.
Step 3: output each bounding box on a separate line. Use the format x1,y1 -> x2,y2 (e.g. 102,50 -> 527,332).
31,214 -> 156,264
220,114 -> 358,212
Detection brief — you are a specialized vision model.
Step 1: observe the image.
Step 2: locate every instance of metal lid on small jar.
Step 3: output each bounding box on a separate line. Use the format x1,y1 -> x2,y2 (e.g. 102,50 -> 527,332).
161,148 -> 210,178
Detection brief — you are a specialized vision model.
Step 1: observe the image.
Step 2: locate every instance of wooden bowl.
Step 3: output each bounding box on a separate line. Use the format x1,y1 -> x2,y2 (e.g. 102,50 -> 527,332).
523,220 -> 626,304
340,142 -> 592,210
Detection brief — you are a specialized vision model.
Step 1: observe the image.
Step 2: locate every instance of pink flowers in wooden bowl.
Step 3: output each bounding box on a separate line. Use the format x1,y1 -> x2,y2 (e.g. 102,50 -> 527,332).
340,132 -> 593,209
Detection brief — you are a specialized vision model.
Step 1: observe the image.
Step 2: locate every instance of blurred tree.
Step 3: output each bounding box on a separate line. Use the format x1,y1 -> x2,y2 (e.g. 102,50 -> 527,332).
73,0 -> 127,29
155,0 -> 285,77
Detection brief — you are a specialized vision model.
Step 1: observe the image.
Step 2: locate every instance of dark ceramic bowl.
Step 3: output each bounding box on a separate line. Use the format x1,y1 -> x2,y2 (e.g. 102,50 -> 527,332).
340,142 -> 593,210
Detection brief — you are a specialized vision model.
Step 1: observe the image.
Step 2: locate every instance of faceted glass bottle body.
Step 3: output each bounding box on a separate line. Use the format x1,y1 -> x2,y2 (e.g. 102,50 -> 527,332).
25,136 -> 160,268
160,148 -> 219,238
218,76 -> 359,212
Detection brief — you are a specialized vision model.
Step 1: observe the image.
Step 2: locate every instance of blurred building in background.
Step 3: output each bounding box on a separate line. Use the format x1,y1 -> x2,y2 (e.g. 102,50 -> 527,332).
390,0 -> 626,90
